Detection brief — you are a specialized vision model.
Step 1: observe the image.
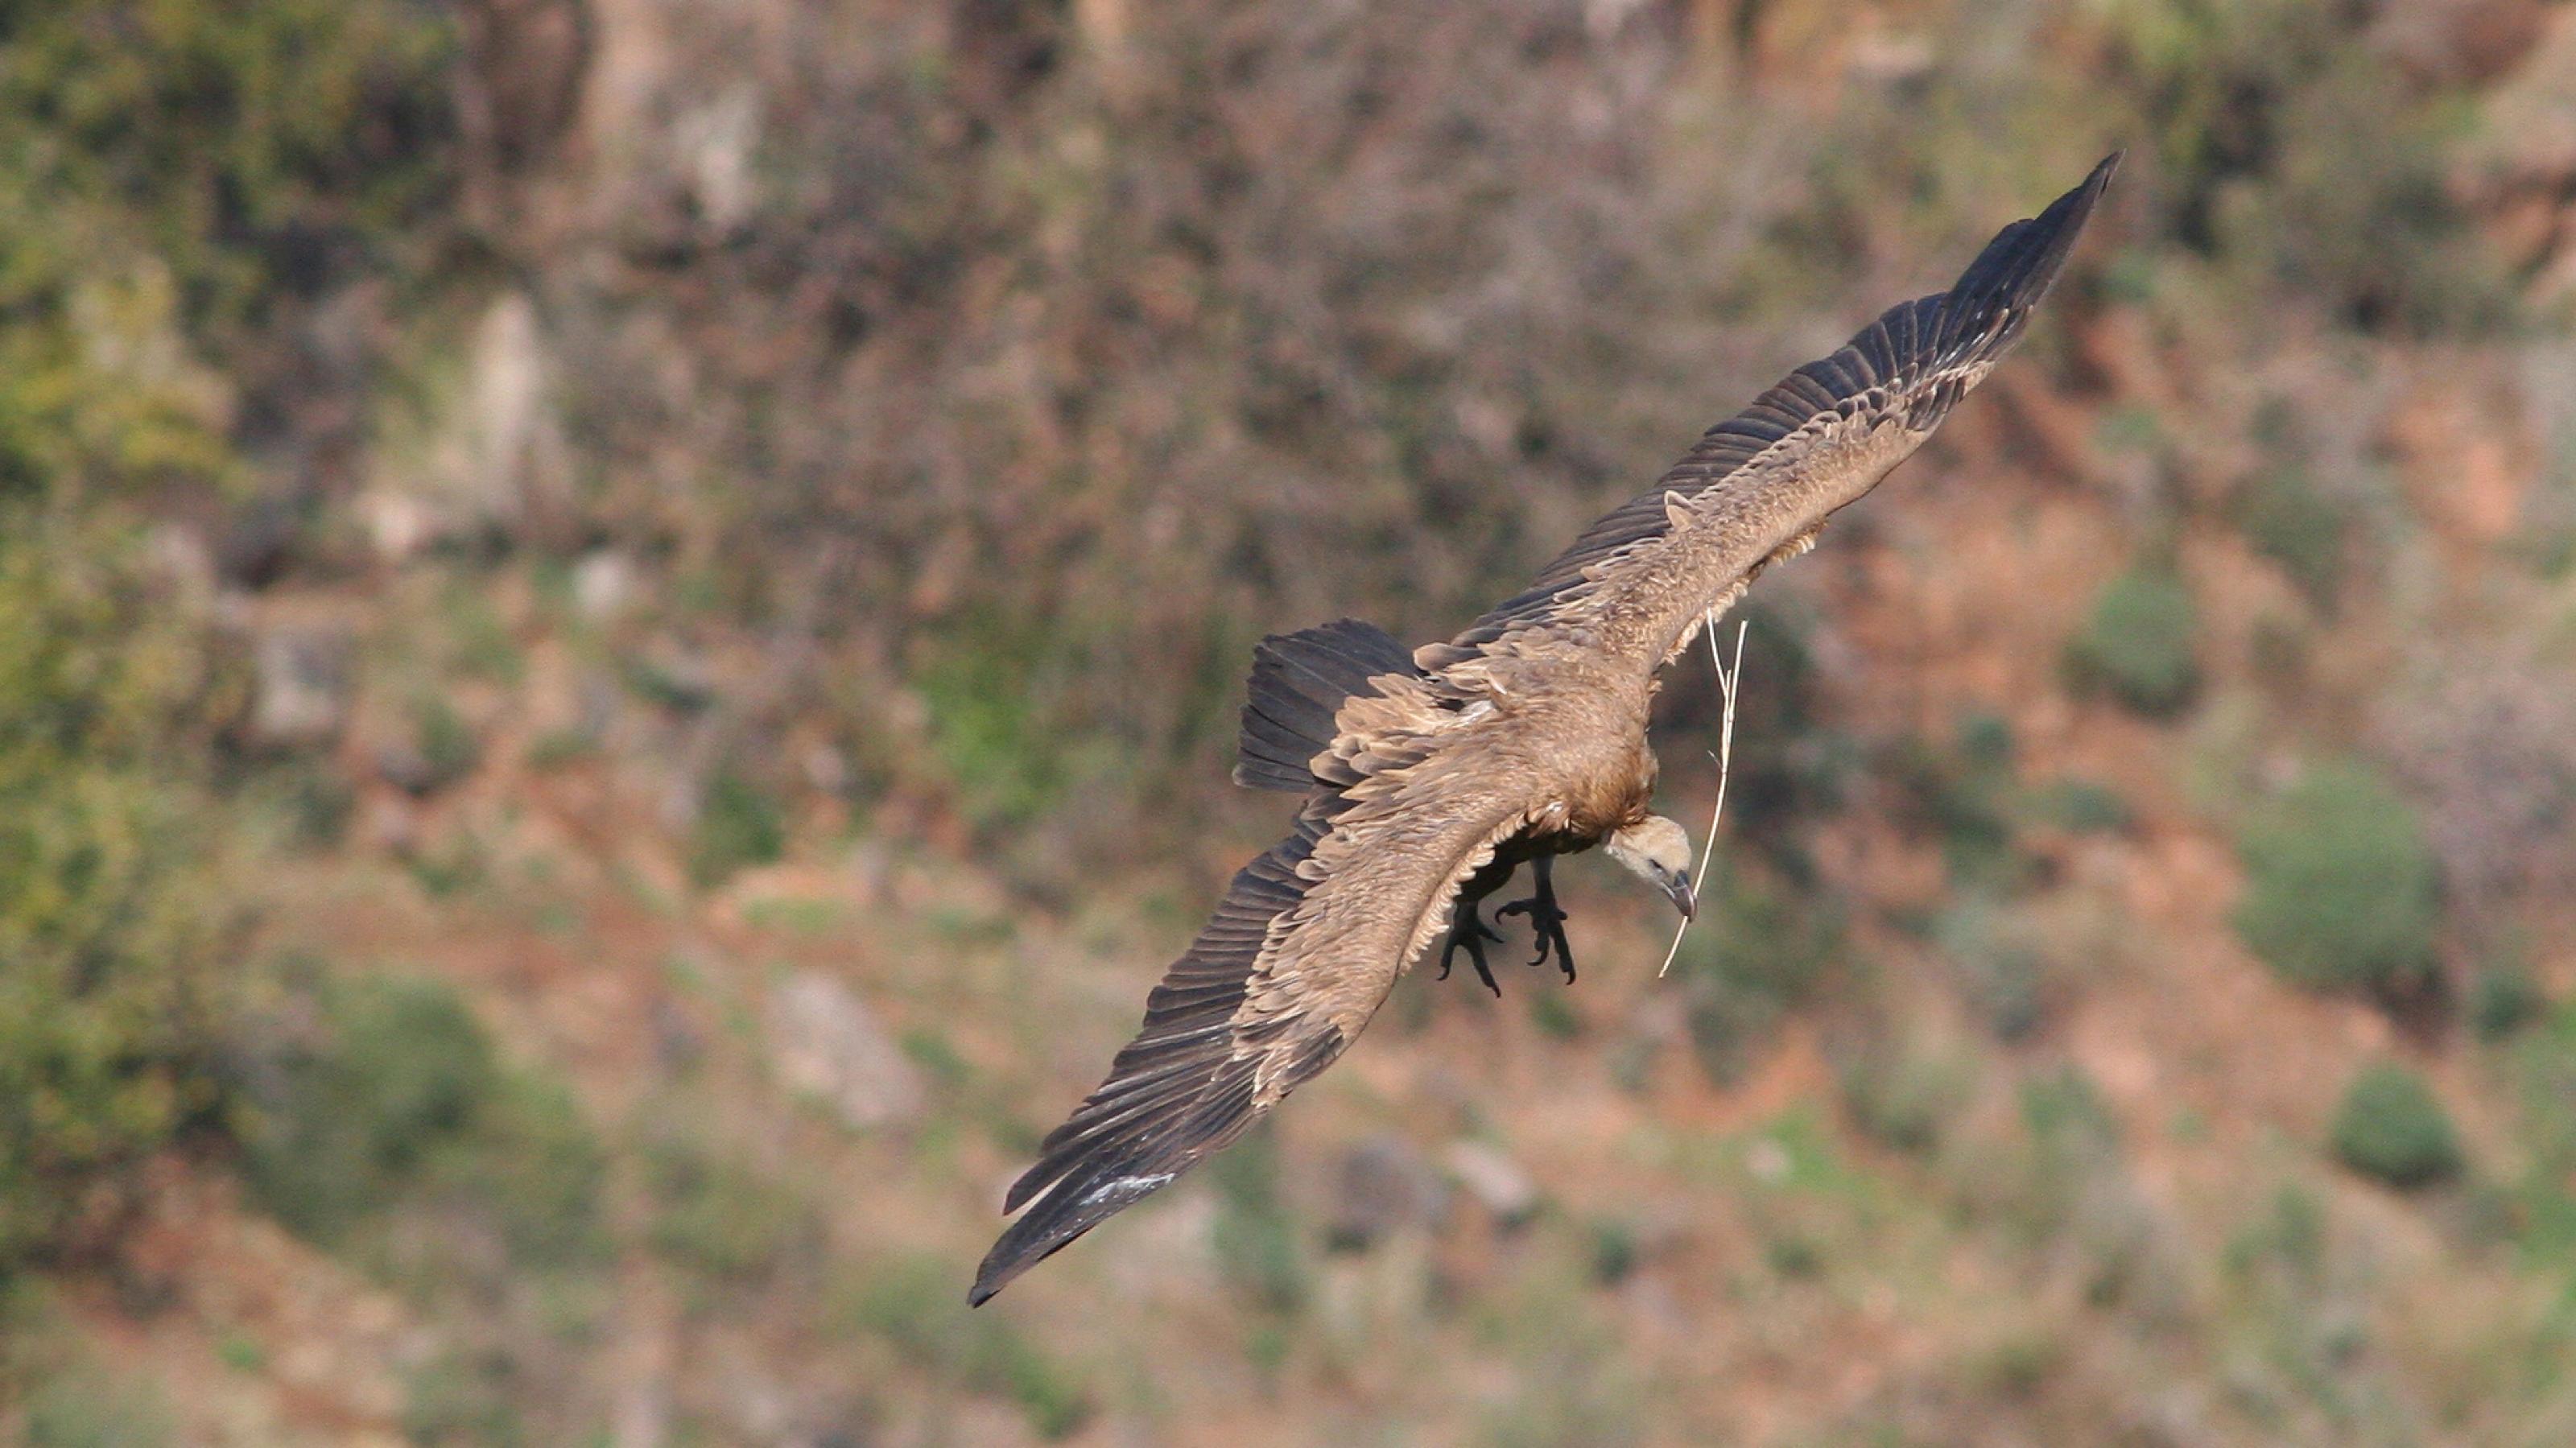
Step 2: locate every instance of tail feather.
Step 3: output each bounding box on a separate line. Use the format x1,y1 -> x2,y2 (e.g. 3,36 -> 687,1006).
1232,619 -> 1420,790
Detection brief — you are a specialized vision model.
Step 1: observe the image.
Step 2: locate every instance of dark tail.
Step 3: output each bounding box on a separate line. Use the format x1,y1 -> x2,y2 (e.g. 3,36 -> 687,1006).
1232,619 -> 1420,790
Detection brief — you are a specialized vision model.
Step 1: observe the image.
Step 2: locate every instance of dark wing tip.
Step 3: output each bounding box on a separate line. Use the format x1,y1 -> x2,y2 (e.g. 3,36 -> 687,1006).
1933,151 -> 2123,365
971,1153 -> 1203,1308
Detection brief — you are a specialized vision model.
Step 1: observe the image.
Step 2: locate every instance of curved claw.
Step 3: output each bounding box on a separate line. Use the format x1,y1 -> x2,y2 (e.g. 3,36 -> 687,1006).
1439,909 -> 1504,996
1498,896 -> 1576,984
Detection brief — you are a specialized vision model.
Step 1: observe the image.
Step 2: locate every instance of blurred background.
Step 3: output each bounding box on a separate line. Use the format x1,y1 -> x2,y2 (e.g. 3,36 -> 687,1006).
3,0 -> 2575,1442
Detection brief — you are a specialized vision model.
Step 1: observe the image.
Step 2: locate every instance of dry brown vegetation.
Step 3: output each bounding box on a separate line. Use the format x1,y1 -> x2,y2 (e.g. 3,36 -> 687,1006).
7,0 -> 2576,1443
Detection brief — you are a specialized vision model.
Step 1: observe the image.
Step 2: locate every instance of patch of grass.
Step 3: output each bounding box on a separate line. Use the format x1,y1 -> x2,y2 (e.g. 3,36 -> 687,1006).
2330,1062 -> 2461,1189
23,1364 -> 176,1447
1990,1066 -> 2128,1246
914,613 -> 1080,831
642,1128 -> 815,1285
523,728 -> 597,771
402,1344 -> 524,1448
2509,1010 -> 2576,1264
402,831 -> 489,897
242,759 -> 357,850
2021,1068 -> 2120,1152
440,581 -> 525,684
2232,760 -> 2441,996
1210,1129 -> 1307,1314
2223,1184 -> 2327,1283
899,1026 -> 971,1091
1840,1038 -> 1976,1156
841,1254 -> 1096,1439
2066,566 -> 2198,716
738,895 -> 839,935
2,1285 -> 179,1447
1971,1327 -> 2067,1401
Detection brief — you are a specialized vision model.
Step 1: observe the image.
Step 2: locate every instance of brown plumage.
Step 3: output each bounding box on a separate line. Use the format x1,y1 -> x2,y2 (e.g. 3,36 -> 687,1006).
969,154 -> 2119,1306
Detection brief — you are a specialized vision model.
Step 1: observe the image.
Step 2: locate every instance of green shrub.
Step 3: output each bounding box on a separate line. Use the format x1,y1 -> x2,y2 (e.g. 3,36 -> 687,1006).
0,520 -> 233,1273
1673,868 -> 1840,1085
2471,964 -> 2547,1043
237,972 -> 609,1268
2103,0 -> 2508,334
2232,761 -> 2441,996
405,694 -> 483,794
688,769 -> 787,887
0,0 -> 459,1279
2330,1062 -> 2462,1188
2511,1010 -> 2576,1257
1934,896 -> 2053,1042
1585,1218 -> 1640,1286
2066,566 -> 2198,716
1881,718 -> 2026,891
2022,778 -> 2135,835
2236,468 -> 2349,606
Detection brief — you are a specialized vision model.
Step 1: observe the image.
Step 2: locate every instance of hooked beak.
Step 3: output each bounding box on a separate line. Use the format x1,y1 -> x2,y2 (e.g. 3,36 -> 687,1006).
1661,868 -> 1697,922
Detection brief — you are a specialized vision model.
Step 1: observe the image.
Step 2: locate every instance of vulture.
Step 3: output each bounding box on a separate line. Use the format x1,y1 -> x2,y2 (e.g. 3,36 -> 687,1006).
970,154 -> 2119,1306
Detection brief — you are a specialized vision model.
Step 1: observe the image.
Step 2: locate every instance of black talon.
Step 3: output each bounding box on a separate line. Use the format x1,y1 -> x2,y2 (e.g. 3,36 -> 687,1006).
1495,856 -> 1577,983
1439,905 -> 1505,997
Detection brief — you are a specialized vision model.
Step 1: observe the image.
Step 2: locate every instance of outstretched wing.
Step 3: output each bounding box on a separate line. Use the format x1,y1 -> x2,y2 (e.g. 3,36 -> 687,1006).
970,728 -> 1525,1306
1420,153 -> 2119,683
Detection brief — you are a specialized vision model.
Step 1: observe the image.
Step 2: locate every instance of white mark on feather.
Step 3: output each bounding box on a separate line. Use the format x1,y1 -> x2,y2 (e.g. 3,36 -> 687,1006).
1082,1172 -> 1175,1209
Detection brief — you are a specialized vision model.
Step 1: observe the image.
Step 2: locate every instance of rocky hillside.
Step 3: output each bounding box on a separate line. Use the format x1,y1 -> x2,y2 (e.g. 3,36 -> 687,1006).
6,1 -> 2576,1443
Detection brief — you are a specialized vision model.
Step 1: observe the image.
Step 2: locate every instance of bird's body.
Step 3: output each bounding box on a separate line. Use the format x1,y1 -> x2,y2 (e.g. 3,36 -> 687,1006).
970,155 -> 2120,1306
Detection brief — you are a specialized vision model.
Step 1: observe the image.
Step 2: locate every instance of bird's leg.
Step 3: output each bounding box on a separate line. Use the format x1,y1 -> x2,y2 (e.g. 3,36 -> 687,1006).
1436,902 -> 1506,997
1496,856 -> 1576,983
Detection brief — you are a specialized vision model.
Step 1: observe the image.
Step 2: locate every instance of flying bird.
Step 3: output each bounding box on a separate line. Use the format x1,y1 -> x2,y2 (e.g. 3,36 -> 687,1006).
970,154 -> 2119,1306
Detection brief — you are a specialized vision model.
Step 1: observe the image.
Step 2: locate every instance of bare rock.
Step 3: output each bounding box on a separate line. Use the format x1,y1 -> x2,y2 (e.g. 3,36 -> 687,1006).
1443,1141 -> 1539,1227
250,626 -> 354,748
574,548 -> 639,621
1326,1133 -> 1447,1251
766,971 -> 923,1131
361,290 -> 568,559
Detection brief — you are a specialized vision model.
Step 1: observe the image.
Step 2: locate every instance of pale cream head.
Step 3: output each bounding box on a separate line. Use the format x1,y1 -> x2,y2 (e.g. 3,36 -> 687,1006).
1604,814 -> 1696,919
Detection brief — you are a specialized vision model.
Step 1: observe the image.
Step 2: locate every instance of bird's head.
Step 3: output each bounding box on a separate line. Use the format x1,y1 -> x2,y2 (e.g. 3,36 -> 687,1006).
1604,814 -> 1695,921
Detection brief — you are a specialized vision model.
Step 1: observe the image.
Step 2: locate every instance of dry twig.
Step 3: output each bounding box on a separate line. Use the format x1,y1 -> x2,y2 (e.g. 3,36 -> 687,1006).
1658,616 -> 1748,978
